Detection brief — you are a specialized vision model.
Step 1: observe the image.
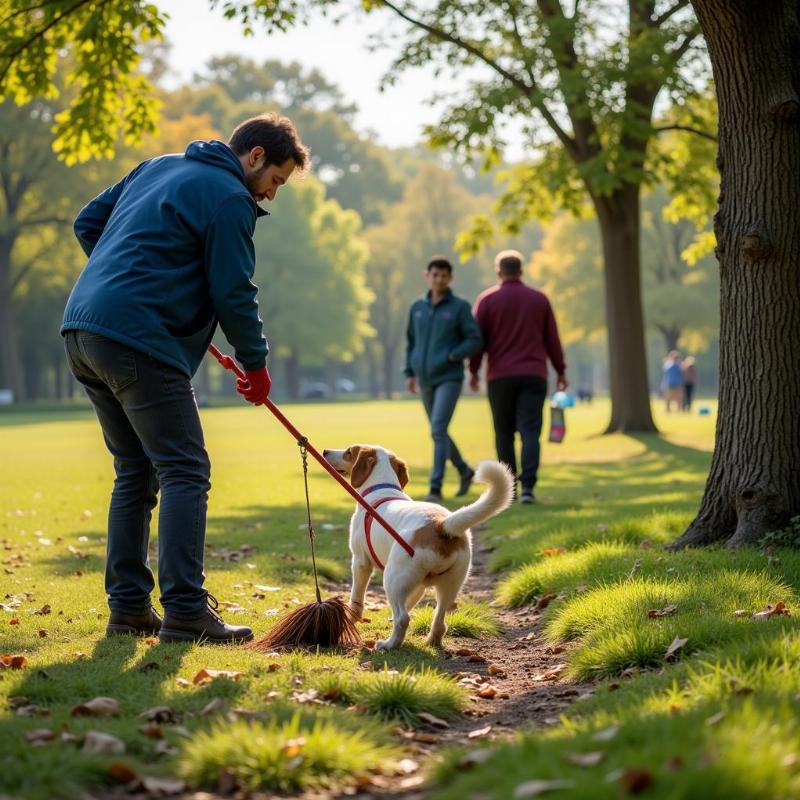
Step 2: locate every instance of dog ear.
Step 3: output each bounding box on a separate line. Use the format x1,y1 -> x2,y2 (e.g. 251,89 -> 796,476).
350,447 -> 377,488
389,455 -> 409,489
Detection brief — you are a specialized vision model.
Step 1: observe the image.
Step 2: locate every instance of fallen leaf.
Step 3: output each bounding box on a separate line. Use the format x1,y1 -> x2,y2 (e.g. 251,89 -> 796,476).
137,706 -> 179,724
468,653 -> 488,663
532,663 -> 568,682
395,757 -> 419,774
290,689 -> 320,704
200,698 -> 228,716
34,604 -> 51,615
593,725 -> 620,742
418,711 -> 450,728
619,768 -> 654,794
82,730 -> 126,754
567,751 -> 605,767
413,732 -> 441,743
25,728 -> 55,744
540,548 -> 567,557
468,725 -> 492,739
0,654 -> 28,669
266,731 -> 302,760
192,668 -> 245,685
455,648 -> 478,657
535,593 -> 558,611
108,762 -> 138,783
513,779 -> 575,797
665,635 -> 688,661
221,601 -> 247,613
647,605 -> 677,618
139,722 -> 163,739
733,609 -> 749,617
71,697 -> 120,717
488,664 -> 507,677
705,710 -> 726,726
37,629 -> 47,638
753,601 -> 790,621
155,740 -> 178,757
9,617 -> 19,625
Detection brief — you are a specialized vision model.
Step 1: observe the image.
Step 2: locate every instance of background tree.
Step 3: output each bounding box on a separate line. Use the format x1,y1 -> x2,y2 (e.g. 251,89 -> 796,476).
670,0 -> 800,548
216,0 -> 707,434
249,175 -> 373,399
0,99 -> 80,399
531,189 -> 719,388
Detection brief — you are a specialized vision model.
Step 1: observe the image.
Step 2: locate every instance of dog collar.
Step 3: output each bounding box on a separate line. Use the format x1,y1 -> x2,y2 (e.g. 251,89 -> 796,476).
362,483 -> 404,497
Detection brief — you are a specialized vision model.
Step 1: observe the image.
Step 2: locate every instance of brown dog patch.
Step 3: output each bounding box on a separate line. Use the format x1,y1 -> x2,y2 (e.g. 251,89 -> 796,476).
410,513 -> 466,558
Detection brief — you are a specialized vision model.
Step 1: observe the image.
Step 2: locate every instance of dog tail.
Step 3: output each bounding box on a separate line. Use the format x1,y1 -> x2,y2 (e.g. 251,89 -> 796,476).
442,460 -> 514,537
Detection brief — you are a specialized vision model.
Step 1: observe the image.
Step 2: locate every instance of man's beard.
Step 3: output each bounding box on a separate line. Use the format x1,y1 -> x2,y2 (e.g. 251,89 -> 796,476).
245,165 -> 267,199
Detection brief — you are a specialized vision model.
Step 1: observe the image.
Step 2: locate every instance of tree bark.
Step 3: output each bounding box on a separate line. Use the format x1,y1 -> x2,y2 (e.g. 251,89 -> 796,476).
0,236 -> 25,401
594,185 -> 658,433
671,0 -> 800,549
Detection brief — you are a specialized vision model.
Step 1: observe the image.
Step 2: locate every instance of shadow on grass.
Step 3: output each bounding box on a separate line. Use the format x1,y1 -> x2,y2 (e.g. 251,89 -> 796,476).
0,634 -> 247,800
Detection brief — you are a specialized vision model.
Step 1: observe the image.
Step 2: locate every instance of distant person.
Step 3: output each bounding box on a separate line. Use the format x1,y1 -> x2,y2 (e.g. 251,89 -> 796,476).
661,350 -> 683,412
682,355 -> 697,411
404,256 -> 483,502
469,250 -> 567,504
61,114 -> 310,644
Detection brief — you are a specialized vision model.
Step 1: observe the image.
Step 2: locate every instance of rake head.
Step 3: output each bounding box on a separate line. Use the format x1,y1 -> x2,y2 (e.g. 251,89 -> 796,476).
248,596 -> 361,651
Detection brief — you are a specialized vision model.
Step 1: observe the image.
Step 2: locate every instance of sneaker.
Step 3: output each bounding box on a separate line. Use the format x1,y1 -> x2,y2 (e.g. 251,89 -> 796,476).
424,490 -> 444,503
520,490 -> 536,505
159,594 -> 253,645
106,606 -> 162,637
455,469 -> 475,497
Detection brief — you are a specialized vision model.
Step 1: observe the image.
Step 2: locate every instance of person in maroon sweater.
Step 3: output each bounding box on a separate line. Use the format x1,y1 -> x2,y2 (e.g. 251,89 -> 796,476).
469,250 -> 568,503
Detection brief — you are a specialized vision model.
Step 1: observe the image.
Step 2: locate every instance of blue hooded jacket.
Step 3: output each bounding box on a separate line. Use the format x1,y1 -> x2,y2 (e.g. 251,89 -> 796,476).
62,140 -> 269,377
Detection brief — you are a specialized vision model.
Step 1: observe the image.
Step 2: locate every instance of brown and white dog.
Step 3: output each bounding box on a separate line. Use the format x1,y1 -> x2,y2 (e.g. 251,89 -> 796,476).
322,445 -> 514,650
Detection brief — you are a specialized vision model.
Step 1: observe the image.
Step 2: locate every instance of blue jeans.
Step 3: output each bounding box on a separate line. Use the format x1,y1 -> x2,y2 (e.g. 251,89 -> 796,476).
64,330 -> 210,618
420,380 -> 470,492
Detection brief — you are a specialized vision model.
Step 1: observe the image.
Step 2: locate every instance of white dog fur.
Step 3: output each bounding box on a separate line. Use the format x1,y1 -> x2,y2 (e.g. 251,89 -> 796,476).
323,444 -> 514,650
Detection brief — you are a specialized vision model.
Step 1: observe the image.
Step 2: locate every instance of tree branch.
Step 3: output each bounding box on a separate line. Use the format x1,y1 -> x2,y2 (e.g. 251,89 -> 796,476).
19,214 -> 70,227
654,123 -> 718,142
377,0 -> 578,155
0,0 -> 64,27
0,0 -> 102,83
652,0 -> 691,28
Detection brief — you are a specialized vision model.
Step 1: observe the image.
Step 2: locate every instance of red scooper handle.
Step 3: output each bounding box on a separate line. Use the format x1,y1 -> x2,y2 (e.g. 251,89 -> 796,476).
208,344 -> 414,558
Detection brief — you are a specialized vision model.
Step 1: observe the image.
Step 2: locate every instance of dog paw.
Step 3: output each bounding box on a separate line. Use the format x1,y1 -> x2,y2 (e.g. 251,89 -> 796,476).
348,603 -> 363,621
376,639 -> 396,651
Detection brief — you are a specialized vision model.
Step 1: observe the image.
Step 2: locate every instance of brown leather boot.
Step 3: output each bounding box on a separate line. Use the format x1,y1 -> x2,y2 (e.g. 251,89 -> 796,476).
159,595 -> 253,645
106,607 -> 162,637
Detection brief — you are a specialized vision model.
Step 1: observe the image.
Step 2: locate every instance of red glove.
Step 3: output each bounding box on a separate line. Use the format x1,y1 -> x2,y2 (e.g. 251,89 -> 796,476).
236,367 -> 271,405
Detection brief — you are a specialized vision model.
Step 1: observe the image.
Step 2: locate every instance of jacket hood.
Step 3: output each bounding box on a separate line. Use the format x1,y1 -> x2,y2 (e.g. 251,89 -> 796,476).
185,140 -> 269,217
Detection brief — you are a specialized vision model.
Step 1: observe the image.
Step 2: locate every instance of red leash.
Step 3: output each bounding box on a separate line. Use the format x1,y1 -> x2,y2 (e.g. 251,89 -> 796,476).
208,345 -> 414,559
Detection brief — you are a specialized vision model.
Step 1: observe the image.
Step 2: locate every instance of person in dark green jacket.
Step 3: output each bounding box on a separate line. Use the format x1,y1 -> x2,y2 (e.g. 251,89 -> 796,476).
61,114 -> 309,644
404,257 -> 483,501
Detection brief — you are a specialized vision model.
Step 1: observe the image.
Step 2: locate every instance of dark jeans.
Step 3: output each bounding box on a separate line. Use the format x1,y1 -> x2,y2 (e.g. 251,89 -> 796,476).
487,375 -> 548,492
420,380 -> 470,491
64,330 -> 210,618
683,382 -> 695,411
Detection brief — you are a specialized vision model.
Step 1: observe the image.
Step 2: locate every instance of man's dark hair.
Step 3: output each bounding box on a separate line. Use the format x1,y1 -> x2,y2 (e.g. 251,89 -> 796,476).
426,256 -> 453,274
494,249 -> 523,275
228,113 -> 310,174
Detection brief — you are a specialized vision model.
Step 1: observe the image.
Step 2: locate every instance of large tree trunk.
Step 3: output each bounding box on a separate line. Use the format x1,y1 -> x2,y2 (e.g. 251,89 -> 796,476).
364,340 -> 380,399
671,0 -> 800,549
594,186 -> 658,433
0,237 -> 24,401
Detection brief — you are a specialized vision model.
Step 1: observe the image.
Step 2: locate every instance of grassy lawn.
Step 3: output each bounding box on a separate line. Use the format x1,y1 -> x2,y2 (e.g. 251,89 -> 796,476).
3,394 -> 797,798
